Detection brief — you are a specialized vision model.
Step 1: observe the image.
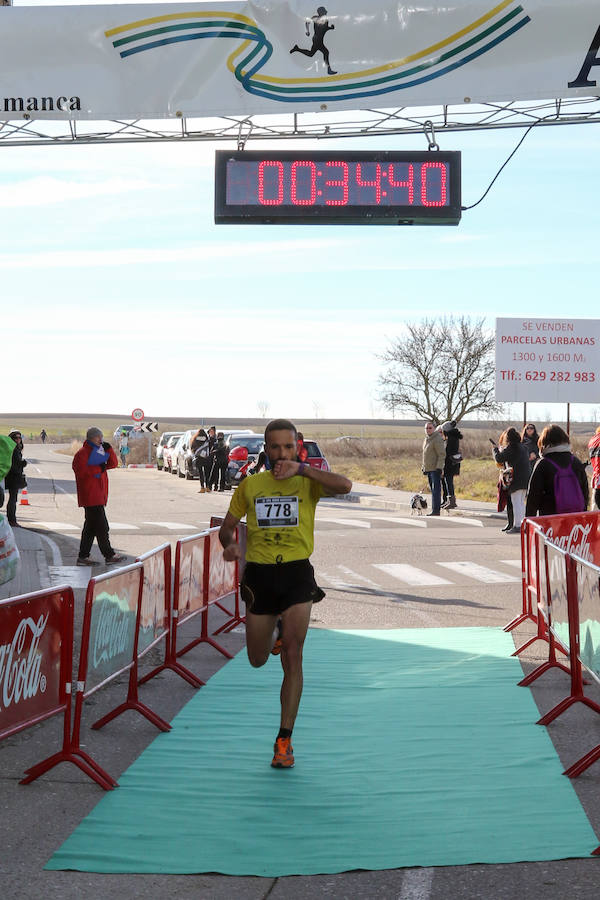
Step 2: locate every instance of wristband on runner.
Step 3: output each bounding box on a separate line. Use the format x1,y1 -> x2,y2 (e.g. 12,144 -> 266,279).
298,462 -> 306,475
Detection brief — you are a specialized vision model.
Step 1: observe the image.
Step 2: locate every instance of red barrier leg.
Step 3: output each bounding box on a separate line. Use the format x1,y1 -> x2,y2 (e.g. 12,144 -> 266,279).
564,742 -> 600,778
213,589 -> 245,635
177,606 -> 233,660
537,557 -> 600,725
20,691 -> 116,790
512,613 -> 550,657
139,624 -> 204,688
93,666 -> 171,733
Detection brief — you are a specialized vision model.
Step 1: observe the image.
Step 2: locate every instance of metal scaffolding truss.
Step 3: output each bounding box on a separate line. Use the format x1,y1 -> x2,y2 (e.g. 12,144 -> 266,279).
1,95 -> 600,148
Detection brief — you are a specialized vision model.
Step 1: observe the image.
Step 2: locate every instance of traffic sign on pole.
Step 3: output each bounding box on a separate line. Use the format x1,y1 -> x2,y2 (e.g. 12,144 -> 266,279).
131,408 -> 144,421
139,422 -> 159,433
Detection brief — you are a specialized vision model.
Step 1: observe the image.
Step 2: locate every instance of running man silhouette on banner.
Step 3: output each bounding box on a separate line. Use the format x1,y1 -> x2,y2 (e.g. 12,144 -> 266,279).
291,7 -> 337,75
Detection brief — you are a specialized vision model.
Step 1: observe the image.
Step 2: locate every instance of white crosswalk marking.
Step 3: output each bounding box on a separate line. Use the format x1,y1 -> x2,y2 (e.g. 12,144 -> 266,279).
108,522 -> 139,530
368,516 -> 426,528
337,565 -> 386,589
319,573 -> 357,590
501,559 -> 522,569
317,517 -> 371,528
29,521 -> 78,531
433,517 -> 484,527
143,521 -> 199,530
437,561 -> 520,583
373,563 -> 452,587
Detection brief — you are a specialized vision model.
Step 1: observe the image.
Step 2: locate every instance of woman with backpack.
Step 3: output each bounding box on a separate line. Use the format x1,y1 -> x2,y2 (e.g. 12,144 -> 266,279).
525,424 -> 589,517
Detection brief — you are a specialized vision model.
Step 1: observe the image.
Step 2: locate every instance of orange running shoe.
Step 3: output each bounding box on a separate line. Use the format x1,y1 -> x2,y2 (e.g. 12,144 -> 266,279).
271,736 -> 294,768
271,618 -> 283,656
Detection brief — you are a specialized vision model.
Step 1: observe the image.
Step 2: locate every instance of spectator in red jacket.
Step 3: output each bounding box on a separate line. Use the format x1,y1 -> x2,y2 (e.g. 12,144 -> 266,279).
588,427 -> 600,510
72,427 -> 124,566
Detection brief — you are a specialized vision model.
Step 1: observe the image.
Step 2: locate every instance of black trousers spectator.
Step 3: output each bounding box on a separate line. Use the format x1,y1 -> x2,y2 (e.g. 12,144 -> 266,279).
196,457 -> 210,488
79,505 -> 115,560
209,460 -> 227,490
6,487 -> 19,526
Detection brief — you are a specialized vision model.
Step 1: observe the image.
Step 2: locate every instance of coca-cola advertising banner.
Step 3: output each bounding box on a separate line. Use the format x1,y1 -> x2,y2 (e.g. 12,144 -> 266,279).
575,559 -> 600,684
206,529 -> 236,605
175,535 -> 205,624
527,512 -> 600,589
0,591 -> 68,740
85,568 -> 142,694
137,545 -> 170,657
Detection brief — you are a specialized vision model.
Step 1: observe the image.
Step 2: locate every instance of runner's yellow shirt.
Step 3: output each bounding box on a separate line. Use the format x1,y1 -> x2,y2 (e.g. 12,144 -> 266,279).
228,470 -> 327,564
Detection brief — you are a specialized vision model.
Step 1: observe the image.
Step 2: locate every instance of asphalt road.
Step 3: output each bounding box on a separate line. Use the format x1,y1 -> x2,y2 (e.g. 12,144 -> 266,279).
3,444 -> 600,899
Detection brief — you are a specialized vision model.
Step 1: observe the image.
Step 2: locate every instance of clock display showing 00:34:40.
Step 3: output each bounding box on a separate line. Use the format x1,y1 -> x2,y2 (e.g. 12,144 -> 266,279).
214,150 -> 462,225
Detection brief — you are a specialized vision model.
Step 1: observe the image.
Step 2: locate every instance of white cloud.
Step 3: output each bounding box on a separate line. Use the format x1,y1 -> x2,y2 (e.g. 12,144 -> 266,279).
0,175 -> 157,207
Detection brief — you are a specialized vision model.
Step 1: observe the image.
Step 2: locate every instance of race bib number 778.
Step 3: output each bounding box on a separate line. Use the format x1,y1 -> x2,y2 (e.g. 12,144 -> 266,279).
255,496 -> 299,528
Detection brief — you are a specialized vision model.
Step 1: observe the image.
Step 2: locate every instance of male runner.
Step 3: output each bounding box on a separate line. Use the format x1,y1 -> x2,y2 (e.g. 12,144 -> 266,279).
219,419 -> 351,769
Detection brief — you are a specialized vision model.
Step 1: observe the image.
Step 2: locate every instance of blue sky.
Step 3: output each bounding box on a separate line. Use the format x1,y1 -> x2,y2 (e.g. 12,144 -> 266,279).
5,0 -> 600,423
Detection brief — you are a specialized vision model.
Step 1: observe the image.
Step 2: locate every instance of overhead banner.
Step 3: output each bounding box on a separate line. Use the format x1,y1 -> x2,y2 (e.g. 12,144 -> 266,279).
495,317 -> 600,403
2,2 -> 600,120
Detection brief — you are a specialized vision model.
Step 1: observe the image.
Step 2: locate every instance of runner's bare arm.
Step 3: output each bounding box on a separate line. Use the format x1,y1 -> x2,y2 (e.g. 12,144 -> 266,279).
219,511 -> 242,561
272,459 -> 351,496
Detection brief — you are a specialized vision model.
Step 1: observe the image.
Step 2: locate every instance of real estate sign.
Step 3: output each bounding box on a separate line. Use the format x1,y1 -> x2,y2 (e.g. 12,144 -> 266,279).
495,318 -> 600,403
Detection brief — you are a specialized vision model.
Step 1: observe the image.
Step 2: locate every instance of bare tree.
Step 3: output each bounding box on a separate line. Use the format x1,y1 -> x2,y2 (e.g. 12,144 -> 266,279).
257,400 -> 270,418
378,316 -> 500,424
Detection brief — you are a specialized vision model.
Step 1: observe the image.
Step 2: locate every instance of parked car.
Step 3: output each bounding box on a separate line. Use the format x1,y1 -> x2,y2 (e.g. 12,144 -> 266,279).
170,430 -> 197,479
302,439 -> 330,471
162,433 -> 183,473
157,431 -> 182,470
224,433 -> 265,489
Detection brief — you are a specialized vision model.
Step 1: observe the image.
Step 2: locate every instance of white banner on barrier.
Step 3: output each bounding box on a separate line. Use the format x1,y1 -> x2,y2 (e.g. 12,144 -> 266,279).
2,1 -> 600,120
495,317 -> 600,403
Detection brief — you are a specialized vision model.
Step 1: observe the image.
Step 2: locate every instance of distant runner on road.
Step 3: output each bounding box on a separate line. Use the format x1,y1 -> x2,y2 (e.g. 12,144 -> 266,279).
219,418 -> 351,769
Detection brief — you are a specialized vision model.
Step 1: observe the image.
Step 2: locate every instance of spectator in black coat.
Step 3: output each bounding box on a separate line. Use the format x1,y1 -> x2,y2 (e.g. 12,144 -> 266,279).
526,424 -> 589,517
521,423 -> 540,474
492,427 -> 530,534
5,430 -> 28,527
440,420 -> 463,509
209,432 -> 229,491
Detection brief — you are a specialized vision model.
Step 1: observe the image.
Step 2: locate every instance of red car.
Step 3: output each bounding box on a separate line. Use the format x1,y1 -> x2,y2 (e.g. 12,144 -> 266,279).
301,439 -> 330,472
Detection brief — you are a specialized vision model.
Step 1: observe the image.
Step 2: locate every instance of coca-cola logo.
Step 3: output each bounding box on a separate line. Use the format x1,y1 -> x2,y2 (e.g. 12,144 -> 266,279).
544,523 -> 594,563
0,614 -> 48,712
92,596 -> 131,669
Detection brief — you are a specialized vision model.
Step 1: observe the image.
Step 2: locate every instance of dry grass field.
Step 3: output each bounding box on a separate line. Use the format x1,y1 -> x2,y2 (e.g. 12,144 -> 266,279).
4,414 -> 595,504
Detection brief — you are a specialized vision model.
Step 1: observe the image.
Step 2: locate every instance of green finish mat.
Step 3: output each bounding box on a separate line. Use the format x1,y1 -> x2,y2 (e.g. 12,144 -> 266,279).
46,627 -> 598,875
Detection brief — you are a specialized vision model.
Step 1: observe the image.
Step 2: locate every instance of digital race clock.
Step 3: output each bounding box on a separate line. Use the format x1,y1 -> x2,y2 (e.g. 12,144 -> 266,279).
215,150 -> 461,225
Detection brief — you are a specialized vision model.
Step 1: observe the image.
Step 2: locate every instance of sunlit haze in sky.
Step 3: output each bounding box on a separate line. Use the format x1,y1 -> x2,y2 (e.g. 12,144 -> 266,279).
5,0 -> 600,425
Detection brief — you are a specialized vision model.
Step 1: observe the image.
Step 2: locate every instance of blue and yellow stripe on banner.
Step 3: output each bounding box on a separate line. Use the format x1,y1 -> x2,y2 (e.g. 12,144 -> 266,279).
104,1 -> 531,104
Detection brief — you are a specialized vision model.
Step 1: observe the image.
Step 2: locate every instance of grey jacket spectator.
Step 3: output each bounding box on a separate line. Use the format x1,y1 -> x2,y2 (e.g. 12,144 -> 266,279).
422,427 -> 445,472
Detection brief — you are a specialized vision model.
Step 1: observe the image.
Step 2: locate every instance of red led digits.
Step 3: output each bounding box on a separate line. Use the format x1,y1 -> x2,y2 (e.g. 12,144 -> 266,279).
324,160 -> 349,206
356,163 -> 382,203
258,160 -> 284,205
290,160 -> 317,205
388,163 -> 414,204
421,162 -> 447,207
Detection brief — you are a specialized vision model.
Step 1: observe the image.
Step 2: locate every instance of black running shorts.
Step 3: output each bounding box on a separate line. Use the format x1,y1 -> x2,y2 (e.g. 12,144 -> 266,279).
240,559 -> 325,616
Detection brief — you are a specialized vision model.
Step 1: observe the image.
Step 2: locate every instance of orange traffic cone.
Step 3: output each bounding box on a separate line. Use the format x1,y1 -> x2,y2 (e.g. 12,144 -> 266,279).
20,488 -> 29,506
